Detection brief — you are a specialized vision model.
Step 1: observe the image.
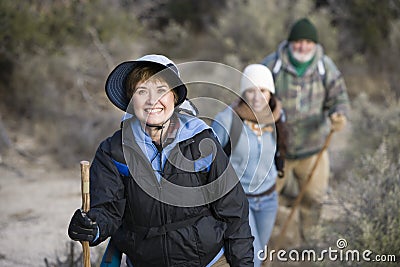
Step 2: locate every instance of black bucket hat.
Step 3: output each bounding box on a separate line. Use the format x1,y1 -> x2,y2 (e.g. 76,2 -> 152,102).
105,54 -> 187,111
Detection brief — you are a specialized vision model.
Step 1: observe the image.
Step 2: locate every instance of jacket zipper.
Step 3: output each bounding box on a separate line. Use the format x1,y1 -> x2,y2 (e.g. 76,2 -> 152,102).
158,149 -> 170,266
123,135 -> 170,265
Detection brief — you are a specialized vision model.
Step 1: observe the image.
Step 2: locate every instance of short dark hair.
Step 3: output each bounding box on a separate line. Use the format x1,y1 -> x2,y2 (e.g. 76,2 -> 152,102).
125,64 -> 178,103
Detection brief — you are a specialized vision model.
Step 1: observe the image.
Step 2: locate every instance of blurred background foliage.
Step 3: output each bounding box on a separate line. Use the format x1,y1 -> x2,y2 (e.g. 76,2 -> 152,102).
1,0 -> 400,263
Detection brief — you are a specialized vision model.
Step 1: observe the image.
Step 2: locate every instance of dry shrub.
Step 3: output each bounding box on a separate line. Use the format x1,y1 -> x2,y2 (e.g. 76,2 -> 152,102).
0,0 -> 146,168
35,113 -> 119,168
347,93 -> 400,161
44,241 -> 106,267
320,94 -> 400,266
322,143 -> 400,267
4,47 -> 122,167
208,0 -> 338,65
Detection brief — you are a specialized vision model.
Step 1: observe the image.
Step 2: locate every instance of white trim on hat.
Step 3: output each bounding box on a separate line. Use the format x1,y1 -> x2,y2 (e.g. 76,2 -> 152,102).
240,64 -> 275,94
105,54 -> 187,111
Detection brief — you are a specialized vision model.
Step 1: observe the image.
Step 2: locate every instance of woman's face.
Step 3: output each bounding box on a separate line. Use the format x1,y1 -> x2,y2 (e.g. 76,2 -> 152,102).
289,39 -> 316,62
244,87 -> 271,113
131,79 -> 175,126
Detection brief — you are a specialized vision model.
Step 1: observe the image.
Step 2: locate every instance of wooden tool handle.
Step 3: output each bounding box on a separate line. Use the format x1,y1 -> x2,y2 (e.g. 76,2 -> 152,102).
275,129 -> 334,250
80,160 -> 91,267
81,161 -> 90,212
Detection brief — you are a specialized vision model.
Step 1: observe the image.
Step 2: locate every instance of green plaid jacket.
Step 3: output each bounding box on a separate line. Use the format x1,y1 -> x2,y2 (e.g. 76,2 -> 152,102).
261,41 -> 350,159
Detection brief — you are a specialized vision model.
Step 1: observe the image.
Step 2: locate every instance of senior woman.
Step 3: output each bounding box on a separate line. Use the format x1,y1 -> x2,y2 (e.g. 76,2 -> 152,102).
67,54 -> 254,267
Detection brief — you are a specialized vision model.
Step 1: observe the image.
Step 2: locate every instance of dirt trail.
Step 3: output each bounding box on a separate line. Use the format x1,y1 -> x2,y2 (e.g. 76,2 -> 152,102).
0,152 -> 101,267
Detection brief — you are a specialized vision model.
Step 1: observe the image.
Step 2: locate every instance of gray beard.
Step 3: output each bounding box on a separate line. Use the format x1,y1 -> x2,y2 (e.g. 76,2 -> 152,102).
289,45 -> 316,63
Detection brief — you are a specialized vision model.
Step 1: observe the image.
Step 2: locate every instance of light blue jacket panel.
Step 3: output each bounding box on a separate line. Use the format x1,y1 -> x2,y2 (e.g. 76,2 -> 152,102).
130,114 -> 211,182
212,107 -> 277,195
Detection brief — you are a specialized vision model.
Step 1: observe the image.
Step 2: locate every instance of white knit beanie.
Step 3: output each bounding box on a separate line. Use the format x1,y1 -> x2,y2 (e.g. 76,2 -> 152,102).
240,64 -> 275,95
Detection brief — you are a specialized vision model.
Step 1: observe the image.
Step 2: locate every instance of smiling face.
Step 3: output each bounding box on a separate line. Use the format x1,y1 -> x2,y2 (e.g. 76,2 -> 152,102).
289,39 -> 317,63
131,78 -> 176,126
243,87 -> 271,113
125,65 -> 178,127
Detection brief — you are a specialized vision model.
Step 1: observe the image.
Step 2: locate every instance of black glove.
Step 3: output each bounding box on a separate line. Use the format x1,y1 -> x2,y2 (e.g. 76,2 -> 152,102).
274,151 -> 285,178
68,209 -> 98,243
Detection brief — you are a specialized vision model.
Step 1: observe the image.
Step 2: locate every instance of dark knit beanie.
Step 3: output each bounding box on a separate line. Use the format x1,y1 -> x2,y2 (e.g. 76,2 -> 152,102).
288,18 -> 318,43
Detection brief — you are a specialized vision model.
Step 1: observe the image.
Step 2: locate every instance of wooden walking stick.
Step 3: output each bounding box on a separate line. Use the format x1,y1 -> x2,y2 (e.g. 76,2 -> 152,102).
275,129 -> 335,250
80,160 -> 91,267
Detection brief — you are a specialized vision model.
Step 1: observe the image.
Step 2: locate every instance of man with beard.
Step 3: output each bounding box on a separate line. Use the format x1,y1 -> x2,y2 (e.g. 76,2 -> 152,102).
261,18 -> 350,245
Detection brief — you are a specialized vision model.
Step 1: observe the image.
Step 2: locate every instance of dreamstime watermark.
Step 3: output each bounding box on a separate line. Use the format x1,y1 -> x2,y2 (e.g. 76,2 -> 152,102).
257,238 -> 397,263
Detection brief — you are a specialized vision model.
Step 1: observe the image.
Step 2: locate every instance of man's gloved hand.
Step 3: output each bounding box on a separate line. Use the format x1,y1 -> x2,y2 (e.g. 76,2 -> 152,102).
330,112 -> 347,132
68,209 -> 98,243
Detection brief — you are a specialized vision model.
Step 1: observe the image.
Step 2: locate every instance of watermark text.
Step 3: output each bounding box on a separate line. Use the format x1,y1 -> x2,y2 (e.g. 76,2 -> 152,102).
257,239 -> 397,263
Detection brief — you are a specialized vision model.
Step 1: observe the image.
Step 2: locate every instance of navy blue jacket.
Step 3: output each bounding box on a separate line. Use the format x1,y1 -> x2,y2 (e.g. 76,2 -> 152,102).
87,119 -> 254,267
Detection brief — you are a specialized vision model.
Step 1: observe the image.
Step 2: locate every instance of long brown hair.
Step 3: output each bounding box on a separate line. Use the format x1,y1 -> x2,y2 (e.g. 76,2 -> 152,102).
270,95 -> 288,157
